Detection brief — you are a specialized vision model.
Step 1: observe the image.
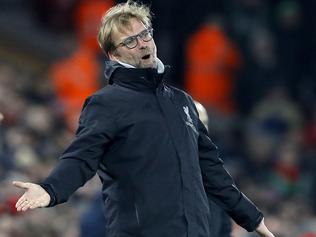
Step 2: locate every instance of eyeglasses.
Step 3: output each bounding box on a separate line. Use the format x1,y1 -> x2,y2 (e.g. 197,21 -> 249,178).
115,28 -> 153,49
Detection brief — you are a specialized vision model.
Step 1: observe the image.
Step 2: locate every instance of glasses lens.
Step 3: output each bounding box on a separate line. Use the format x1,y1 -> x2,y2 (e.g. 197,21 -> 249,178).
124,36 -> 138,49
121,28 -> 153,49
140,29 -> 153,42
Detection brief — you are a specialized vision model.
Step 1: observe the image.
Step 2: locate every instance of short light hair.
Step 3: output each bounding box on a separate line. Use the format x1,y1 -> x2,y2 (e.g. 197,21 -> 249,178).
98,0 -> 152,56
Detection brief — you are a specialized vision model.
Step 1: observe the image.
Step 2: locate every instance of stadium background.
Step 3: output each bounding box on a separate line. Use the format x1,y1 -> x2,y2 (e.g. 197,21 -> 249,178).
0,0 -> 315,236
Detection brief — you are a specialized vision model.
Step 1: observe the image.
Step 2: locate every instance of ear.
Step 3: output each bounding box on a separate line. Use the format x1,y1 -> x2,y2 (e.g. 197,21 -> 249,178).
108,51 -> 119,61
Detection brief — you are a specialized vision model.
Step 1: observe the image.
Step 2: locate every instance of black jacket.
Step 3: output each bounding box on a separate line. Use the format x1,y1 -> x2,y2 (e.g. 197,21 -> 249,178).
41,61 -> 263,237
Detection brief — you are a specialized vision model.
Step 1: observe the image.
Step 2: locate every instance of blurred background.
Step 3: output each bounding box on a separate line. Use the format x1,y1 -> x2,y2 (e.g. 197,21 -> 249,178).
0,0 -> 315,236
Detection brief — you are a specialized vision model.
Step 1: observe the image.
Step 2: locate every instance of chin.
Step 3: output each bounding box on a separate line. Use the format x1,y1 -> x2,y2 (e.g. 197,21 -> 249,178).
138,59 -> 157,69
141,63 -> 155,68
148,60 -> 157,68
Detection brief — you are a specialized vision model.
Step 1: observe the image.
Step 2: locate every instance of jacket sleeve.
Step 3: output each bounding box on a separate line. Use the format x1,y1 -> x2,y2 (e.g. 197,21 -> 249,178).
198,119 -> 263,232
40,95 -> 116,206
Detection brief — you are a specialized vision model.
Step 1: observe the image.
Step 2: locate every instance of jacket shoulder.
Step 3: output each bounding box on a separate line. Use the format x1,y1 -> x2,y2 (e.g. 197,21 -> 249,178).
166,84 -> 195,105
86,84 -> 127,104
92,84 -> 117,98
80,85 -> 118,113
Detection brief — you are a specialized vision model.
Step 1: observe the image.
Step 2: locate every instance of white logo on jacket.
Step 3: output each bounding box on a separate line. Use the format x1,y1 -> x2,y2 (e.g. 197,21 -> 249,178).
183,106 -> 198,134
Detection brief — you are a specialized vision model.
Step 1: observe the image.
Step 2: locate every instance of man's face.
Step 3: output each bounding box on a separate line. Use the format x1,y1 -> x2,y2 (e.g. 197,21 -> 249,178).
109,18 -> 157,68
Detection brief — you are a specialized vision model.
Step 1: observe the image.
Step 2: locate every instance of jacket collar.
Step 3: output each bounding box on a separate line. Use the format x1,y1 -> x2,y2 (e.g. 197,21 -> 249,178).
116,58 -> 165,74
103,60 -> 169,91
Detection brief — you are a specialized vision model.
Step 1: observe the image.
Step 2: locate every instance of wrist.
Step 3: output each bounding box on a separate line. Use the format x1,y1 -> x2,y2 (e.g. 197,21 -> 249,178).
39,183 -> 56,207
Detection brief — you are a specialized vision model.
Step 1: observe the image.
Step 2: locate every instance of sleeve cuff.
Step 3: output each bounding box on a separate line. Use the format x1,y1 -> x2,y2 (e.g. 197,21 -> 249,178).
39,183 -> 57,207
251,212 -> 264,232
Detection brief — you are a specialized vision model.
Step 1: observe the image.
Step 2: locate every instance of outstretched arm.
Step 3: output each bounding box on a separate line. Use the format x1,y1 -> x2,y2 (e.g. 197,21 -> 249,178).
13,95 -> 117,210
13,181 -> 50,211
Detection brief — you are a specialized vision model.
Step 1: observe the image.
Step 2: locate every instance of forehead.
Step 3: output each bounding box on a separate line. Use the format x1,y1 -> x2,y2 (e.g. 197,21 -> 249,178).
112,18 -> 147,42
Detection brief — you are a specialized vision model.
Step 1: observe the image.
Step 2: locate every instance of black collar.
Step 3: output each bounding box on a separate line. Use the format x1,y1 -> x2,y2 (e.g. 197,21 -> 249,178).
104,61 -> 170,91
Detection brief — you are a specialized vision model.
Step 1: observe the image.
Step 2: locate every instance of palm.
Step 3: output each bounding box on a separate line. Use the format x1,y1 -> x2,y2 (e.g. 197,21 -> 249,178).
13,181 -> 51,211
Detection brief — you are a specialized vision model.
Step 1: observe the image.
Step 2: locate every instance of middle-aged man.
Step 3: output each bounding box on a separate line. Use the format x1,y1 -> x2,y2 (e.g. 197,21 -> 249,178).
13,1 -> 275,237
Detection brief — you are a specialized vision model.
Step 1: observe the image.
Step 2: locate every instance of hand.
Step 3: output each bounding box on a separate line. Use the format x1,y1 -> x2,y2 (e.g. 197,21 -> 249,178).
255,218 -> 275,237
13,181 -> 51,211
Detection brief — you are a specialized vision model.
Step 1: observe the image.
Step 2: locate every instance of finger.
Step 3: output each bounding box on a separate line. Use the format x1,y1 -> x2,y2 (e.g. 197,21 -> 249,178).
21,202 -> 31,212
13,181 -> 31,189
16,199 -> 26,209
28,202 -> 37,209
20,199 -> 35,212
17,199 -> 30,212
15,195 -> 28,208
29,199 -> 39,209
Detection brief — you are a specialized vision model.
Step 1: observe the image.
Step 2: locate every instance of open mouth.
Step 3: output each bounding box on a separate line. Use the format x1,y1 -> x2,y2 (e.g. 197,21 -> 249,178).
141,54 -> 151,60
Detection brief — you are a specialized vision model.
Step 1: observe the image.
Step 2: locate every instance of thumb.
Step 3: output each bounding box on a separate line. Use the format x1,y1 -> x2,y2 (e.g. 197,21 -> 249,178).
13,181 -> 31,189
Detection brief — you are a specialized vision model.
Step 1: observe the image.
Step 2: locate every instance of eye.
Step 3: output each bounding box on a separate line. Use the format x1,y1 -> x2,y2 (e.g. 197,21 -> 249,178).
139,30 -> 148,38
140,29 -> 152,41
123,36 -> 136,46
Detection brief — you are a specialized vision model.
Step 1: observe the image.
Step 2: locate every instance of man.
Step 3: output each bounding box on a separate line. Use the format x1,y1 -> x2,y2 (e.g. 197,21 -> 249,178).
13,1 -> 275,237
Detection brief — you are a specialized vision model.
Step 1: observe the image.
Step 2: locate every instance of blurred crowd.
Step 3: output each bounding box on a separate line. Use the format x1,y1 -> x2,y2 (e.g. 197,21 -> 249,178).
0,0 -> 315,236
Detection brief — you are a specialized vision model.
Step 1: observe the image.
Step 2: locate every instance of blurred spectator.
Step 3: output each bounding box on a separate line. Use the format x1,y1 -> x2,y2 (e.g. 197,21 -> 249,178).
79,191 -> 106,237
185,16 -> 241,115
244,86 -> 302,174
184,16 -> 242,149
50,0 -> 113,131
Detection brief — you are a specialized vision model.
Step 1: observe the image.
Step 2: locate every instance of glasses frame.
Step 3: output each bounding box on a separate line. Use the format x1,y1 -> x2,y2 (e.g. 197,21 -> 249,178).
115,28 -> 154,50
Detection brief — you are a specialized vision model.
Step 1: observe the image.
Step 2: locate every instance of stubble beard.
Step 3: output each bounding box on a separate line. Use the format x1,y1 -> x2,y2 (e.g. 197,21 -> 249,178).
138,56 -> 157,69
